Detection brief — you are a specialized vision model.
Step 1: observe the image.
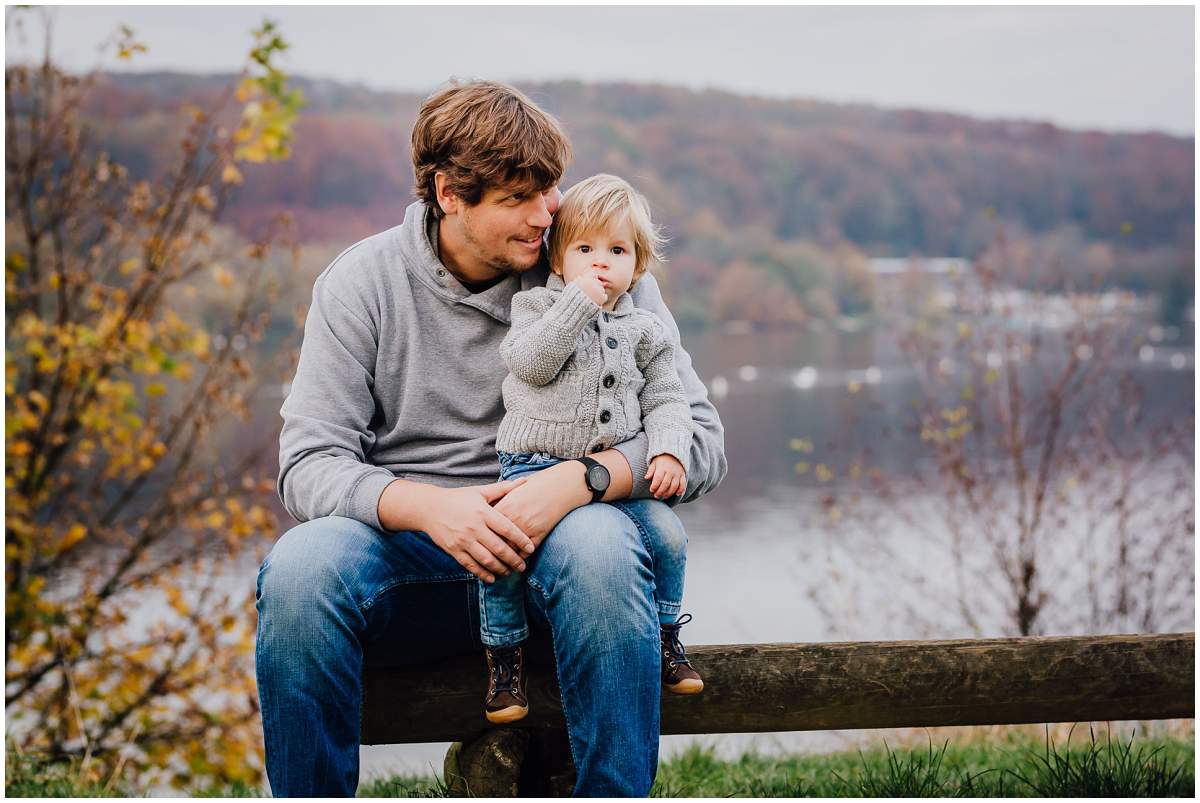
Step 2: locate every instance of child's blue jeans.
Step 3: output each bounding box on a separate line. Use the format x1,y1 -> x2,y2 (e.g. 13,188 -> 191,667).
481,450 -> 689,647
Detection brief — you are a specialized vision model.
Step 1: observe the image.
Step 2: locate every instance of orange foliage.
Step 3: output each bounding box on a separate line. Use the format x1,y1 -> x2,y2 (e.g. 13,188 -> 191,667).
5,15 -> 301,788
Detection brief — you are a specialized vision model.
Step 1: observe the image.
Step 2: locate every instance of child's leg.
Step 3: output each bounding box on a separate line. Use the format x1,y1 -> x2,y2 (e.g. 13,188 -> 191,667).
479,572 -> 531,722
478,570 -> 530,648
481,451 -> 564,646
479,452 -> 563,723
477,539 -> 530,722
609,498 -> 688,625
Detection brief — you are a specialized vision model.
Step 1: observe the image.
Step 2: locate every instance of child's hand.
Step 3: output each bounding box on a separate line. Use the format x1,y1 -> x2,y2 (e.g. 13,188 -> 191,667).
645,454 -> 686,500
570,269 -> 607,307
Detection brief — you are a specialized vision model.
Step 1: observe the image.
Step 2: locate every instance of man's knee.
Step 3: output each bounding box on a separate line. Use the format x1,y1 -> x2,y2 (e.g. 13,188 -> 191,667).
546,503 -> 649,568
534,504 -> 656,624
621,499 -> 688,564
257,516 -> 372,619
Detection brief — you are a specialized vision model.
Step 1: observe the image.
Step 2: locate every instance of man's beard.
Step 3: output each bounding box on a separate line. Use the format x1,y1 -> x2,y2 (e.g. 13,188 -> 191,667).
484,257 -> 531,277
461,214 -> 542,276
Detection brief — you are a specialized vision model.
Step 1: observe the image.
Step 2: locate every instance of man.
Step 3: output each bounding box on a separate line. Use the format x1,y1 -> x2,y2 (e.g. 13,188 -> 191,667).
256,80 -> 726,796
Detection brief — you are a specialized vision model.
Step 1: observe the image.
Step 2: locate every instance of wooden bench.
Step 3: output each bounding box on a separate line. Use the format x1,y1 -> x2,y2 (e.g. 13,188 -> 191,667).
362,632 -> 1194,796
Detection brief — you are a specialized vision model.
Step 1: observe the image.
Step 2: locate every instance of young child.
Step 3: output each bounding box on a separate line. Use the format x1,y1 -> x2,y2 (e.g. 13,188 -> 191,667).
481,174 -> 704,724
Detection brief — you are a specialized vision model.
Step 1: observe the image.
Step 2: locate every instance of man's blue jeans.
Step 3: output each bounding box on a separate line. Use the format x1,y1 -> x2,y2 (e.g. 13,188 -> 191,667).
255,501 -> 665,796
481,452 -> 689,647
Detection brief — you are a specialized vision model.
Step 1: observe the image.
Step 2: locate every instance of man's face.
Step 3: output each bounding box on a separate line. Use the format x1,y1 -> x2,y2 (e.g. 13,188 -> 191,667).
454,185 -> 561,276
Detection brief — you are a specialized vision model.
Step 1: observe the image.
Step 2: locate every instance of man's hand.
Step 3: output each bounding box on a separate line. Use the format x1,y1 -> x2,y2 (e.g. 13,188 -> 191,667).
492,450 -> 635,548
492,464 -> 591,549
570,269 -> 607,307
646,454 -> 686,500
380,478 -> 535,583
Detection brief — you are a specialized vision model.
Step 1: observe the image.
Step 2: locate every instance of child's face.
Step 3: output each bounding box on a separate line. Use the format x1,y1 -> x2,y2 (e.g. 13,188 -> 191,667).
557,216 -> 638,309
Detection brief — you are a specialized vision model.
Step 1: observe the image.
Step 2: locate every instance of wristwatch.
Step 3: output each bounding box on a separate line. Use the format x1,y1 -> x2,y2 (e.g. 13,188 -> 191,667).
574,456 -> 610,503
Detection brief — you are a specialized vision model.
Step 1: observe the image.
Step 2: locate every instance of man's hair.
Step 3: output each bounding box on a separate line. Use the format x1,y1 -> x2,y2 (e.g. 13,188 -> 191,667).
548,174 -> 666,285
411,80 -> 571,218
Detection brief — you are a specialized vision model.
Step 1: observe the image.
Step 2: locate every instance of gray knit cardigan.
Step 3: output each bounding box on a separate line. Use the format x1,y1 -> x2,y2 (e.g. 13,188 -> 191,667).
495,272 -> 693,471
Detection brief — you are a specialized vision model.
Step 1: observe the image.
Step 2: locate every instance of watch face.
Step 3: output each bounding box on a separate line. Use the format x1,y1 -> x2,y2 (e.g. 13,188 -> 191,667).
587,464 -> 611,492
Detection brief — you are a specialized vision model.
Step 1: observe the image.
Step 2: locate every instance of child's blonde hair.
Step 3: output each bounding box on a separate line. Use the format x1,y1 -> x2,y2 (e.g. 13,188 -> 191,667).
548,174 -> 666,286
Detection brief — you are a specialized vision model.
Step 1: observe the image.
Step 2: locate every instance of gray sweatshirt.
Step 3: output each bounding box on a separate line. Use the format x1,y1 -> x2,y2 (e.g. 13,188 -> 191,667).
496,273 -> 693,469
277,201 -> 727,531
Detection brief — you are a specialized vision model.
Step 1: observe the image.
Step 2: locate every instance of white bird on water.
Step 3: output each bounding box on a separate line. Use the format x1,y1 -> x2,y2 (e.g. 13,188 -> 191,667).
792,366 -> 818,390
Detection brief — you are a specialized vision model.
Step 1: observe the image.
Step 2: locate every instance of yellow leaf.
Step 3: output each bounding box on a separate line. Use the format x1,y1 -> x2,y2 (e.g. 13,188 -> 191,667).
193,186 -> 216,211
847,380 -> 862,394
815,464 -> 834,482
119,258 -> 139,275
166,586 -> 190,616
249,505 -> 272,528
146,382 -> 166,397
192,330 -> 209,358
213,266 -> 234,288
236,139 -> 269,163
789,438 -> 813,453
62,523 -> 87,550
941,406 -> 967,423
205,511 -> 227,528
221,163 -> 244,185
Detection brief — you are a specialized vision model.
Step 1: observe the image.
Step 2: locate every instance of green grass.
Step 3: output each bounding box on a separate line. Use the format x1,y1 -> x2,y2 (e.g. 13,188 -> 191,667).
4,749 -> 123,798
650,727 -> 1194,797
356,772 -> 451,797
6,728 -> 1194,797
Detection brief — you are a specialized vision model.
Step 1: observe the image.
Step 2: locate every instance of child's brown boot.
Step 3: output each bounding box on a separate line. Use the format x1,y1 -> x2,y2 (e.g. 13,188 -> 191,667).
660,614 -> 704,695
484,644 -> 529,723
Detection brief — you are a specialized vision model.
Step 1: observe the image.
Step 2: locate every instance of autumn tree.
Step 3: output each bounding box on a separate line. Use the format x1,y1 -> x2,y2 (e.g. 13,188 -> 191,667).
5,12 -> 303,789
802,236 -> 1193,639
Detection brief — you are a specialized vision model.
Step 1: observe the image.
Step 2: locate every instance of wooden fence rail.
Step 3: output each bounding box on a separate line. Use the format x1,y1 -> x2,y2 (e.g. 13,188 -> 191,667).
362,632 -> 1193,743
360,632 -> 1193,795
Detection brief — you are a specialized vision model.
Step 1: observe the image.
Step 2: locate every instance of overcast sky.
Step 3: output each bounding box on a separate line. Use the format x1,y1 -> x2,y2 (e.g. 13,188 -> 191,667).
8,5 -> 1195,135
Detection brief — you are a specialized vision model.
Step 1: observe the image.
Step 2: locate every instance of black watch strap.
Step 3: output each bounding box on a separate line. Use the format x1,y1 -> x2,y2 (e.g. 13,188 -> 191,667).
575,456 -> 608,503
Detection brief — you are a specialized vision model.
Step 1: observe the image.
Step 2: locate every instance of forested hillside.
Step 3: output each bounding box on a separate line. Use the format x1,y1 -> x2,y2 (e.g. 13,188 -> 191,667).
80,72 -> 1194,326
